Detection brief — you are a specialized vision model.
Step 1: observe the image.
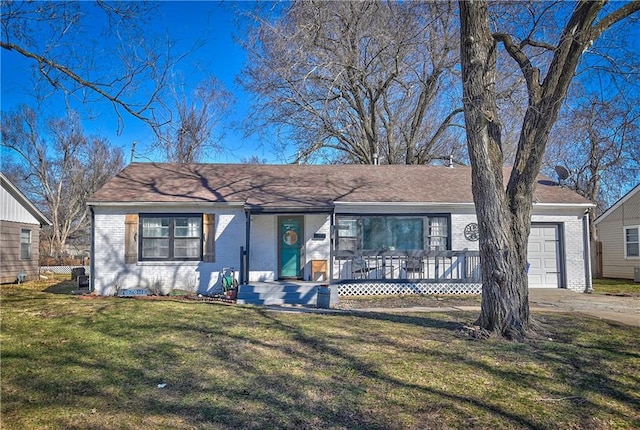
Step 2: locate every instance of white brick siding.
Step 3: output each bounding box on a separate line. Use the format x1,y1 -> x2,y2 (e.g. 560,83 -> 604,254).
454,211 -> 589,292
92,206 -> 245,295
304,215 -> 331,280
248,215 -> 277,281
451,212 -> 480,251
550,214 -> 589,292
93,203 -> 590,294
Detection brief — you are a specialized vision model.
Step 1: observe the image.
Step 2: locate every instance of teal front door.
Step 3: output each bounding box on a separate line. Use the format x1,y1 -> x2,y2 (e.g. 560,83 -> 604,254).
279,216 -> 303,279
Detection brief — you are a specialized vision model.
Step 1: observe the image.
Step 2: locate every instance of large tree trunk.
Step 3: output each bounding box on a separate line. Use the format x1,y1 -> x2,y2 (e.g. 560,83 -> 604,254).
459,0 -> 530,339
459,0 -> 638,338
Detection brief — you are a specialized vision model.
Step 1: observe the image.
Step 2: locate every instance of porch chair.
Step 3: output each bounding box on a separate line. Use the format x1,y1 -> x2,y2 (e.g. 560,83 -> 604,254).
404,257 -> 423,279
352,256 -> 377,279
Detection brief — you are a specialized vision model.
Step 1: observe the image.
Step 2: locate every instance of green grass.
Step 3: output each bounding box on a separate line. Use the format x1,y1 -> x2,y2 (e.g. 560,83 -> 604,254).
593,278 -> 640,295
2,279 -> 639,429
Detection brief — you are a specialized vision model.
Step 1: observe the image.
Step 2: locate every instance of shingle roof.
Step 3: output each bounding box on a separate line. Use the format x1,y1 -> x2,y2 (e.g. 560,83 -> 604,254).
87,163 -> 591,209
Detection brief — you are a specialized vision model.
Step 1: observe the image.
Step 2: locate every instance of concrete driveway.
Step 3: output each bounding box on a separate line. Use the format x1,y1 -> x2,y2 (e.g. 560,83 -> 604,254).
527,288 -> 640,327
370,289 -> 640,327
265,288 -> 640,328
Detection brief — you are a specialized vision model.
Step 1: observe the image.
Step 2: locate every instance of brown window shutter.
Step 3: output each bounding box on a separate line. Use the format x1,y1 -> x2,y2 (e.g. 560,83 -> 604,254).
125,214 -> 138,264
203,214 -> 215,262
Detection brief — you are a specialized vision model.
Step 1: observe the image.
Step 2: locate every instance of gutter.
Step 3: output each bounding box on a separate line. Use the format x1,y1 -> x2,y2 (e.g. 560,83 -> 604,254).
532,202 -> 595,209
334,201 -> 594,209
86,201 -> 246,208
334,201 -> 476,207
246,206 -> 334,214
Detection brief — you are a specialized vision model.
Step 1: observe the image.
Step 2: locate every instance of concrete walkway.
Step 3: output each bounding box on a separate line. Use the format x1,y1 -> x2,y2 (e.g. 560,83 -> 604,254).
262,289 -> 640,328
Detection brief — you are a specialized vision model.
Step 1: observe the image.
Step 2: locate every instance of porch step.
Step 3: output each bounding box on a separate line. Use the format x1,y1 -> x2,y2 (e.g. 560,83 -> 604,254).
236,282 -> 339,306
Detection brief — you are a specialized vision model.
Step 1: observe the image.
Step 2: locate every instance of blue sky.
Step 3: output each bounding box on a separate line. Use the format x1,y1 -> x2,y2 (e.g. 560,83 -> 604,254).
1,0 -> 639,199
1,1 -> 285,164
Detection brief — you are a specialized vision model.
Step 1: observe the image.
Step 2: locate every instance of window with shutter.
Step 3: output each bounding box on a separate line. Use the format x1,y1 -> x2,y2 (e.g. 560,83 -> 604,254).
137,214 -> 204,261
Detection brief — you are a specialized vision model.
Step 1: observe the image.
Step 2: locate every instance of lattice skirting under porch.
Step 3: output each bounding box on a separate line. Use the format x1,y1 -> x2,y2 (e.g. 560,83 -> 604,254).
336,282 -> 483,296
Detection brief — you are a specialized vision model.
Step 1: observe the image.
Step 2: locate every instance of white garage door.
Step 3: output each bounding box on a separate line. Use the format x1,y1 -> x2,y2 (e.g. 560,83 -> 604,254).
527,225 -> 560,288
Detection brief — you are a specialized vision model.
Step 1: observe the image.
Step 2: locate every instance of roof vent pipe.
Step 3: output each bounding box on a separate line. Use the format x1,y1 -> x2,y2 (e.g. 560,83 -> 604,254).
448,155 -> 454,168
373,153 -> 379,165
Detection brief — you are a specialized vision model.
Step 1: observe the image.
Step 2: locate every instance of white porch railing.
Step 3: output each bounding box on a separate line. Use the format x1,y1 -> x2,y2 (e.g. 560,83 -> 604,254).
333,250 -> 481,282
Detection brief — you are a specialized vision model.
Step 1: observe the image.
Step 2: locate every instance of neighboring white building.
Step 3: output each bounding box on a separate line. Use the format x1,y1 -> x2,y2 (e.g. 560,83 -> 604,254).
0,173 -> 51,283
595,183 -> 640,280
87,163 -> 594,301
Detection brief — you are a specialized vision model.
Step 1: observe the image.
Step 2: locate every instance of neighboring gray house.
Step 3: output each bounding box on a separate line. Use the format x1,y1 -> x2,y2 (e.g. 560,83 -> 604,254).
87,163 -> 594,303
594,183 -> 640,280
1,173 -> 51,283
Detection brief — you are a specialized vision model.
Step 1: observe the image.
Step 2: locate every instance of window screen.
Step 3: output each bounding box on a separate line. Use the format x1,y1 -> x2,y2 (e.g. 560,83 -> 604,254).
139,215 -> 202,260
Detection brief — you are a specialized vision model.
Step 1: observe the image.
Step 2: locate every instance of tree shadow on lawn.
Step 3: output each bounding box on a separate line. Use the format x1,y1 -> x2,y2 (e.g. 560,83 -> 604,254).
341,308 -> 468,331
3,300 -> 639,429
530,314 -> 640,408
103,307 -> 548,428
259,312 -> 542,428
250,308 -> 640,428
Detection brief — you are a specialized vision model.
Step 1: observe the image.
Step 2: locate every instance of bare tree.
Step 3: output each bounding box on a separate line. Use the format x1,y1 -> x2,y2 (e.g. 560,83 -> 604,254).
2,105 -> 124,258
158,77 -> 233,163
459,0 -> 640,339
546,93 -> 640,240
240,0 -> 463,164
241,155 -> 269,164
1,1 -> 178,134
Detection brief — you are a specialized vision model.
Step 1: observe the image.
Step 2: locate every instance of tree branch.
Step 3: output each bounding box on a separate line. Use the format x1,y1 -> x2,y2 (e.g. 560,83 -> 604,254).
1,41 -> 158,130
591,1 -> 640,41
493,33 -> 542,102
520,38 -> 556,51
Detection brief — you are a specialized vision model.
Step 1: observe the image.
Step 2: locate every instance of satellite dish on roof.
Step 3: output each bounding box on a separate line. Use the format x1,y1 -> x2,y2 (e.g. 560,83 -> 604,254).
554,165 -> 570,185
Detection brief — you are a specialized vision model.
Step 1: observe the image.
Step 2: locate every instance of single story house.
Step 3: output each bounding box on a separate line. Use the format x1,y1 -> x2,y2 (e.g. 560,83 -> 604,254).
594,183 -> 640,281
1,172 -> 52,283
87,163 -> 593,303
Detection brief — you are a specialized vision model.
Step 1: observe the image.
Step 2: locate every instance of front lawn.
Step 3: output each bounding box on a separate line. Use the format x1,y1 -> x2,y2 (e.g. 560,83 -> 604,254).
592,278 -> 640,295
1,280 -> 639,429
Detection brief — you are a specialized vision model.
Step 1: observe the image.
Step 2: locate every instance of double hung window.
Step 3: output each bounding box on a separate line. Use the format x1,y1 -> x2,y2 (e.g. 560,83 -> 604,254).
20,229 -> 32,260
336,218 -> 358,251
427,217 -> 448,251
139,215 -> 202,261
625,226 -> 640,258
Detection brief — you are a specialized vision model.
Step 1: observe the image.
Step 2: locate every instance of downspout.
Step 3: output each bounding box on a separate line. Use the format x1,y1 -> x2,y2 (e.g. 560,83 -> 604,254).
244,210 -> 251,285
583,210 -> 593,293
329,211 -> 335,282
89,206 -> 95,293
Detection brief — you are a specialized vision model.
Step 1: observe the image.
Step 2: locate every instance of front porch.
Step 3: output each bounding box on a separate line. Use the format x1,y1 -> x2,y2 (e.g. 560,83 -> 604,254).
238,250 -> 482,306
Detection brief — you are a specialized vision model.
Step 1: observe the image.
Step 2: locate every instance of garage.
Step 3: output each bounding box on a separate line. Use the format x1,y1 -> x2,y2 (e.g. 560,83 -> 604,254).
527,224 -> 561,288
